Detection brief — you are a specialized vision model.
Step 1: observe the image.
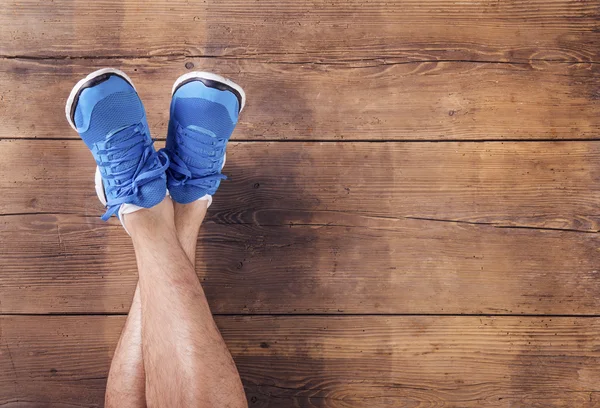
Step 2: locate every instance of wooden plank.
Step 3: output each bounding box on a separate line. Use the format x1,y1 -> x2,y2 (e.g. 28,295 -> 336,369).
1,140 -> 600,230
2,212 -> 600,315
2,140 -> 600,314
1,0 -> 598,62
1,316 -> 599,407
1,58 -> 599,140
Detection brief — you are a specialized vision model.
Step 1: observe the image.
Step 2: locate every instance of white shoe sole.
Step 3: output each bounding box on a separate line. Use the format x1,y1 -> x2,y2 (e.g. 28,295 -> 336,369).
65,68 -> 136,131
172,71 -> 246,112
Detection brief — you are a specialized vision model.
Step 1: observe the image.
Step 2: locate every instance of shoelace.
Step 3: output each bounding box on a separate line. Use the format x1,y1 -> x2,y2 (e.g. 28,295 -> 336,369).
161,125 -> 227,190
95,125 -> 169,220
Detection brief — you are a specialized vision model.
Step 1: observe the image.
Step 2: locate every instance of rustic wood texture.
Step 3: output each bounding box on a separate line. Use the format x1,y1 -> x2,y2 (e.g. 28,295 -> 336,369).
2,212 -> 600,315
1,140 -> 599,315
2,0 -> 600,406
1,0 -> 598,62
1,316 -> 599,407
1,58 -> 599,140
2,140 -> 600,230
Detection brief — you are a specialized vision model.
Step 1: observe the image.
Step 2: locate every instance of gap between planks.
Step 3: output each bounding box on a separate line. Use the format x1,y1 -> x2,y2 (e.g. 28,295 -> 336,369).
1,54 -> 599,66
4,138 -> 600,143
3,313 -> 600,317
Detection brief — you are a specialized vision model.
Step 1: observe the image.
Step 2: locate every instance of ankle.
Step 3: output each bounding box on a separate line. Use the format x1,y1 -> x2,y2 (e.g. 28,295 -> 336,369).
174,199 -> 209,232
126,198 -> 176,239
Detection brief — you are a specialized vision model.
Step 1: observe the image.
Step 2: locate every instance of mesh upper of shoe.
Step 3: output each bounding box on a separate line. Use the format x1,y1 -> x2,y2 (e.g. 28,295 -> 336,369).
73,75 -> 167,219
164,81 -> 240,204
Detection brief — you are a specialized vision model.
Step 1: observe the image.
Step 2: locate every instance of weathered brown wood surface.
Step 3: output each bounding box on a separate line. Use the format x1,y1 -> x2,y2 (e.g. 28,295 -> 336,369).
1,315 -> 599,408
2,140 -> 600,230
2,0 -> 600,406
2,211 -> 600,315
1,0 -> 598,62
1,58 -> 598,140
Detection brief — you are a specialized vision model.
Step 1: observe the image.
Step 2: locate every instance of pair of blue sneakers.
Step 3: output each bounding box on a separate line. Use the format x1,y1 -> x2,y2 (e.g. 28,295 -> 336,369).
65,68 -> 245,227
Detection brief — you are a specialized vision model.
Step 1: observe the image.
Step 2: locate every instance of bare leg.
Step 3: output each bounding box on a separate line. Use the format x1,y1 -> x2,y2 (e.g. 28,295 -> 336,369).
173,199 -> 208,264
104,199 -> 218,407
127,197 -> 247,408
105,285 -> 146,408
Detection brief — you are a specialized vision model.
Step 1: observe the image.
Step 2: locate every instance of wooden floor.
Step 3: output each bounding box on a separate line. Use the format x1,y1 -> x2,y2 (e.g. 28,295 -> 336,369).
1,1 -> 600,407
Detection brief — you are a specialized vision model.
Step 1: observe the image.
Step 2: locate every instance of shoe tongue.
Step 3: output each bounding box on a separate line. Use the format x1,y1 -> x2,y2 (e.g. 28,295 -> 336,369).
188,125 -> 215,136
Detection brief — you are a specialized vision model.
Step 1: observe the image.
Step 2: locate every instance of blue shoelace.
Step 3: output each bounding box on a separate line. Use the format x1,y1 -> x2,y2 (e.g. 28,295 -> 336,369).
95,124 -> 169,220
161,125 -> 227,190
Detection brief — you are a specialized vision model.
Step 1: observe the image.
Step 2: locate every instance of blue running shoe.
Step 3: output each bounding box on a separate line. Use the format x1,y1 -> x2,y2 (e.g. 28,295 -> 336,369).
65,68 -> 169,225
162,72 -> 246,206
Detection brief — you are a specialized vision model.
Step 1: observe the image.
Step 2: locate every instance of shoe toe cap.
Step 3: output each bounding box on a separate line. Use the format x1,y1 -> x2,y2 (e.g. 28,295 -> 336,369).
74,76 -> 145,144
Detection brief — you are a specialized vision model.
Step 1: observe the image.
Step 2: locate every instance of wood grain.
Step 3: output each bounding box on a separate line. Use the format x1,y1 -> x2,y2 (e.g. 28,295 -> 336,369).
2,140 -> 600,230
1,0 -> 598,62
2,212 -> 600,315
1,58 -> 599,140
2,139 -> 600,314
1,315 -> 599,407
2,1 -> 599,406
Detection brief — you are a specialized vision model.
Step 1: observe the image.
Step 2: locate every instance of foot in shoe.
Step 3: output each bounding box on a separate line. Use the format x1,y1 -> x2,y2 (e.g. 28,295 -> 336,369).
65,68 -> 169,222
162,72 -> 246,206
